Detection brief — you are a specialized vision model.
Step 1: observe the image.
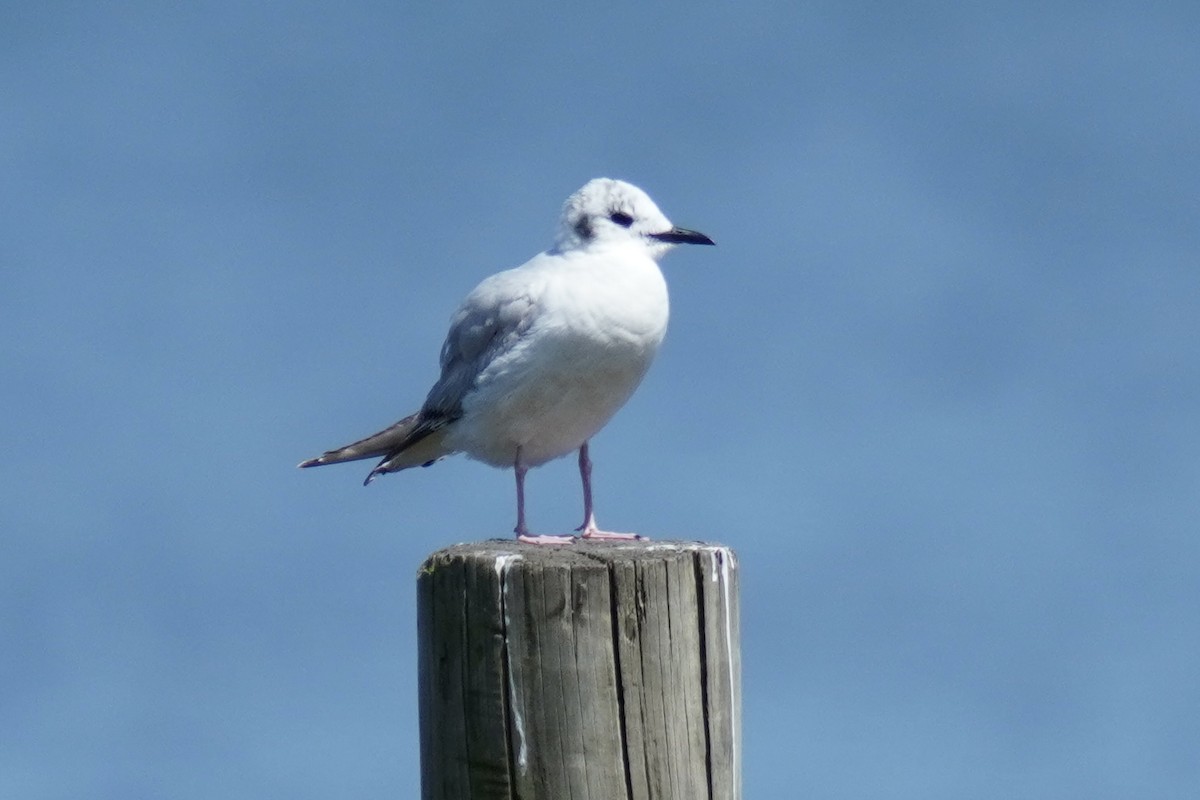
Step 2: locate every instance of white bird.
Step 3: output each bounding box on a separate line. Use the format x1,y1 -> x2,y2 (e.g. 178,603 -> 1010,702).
299,178 -> 714,543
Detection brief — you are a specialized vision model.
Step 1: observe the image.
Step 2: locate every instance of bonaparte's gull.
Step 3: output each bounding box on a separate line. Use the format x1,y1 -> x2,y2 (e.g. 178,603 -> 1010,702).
299,178 -> 714,542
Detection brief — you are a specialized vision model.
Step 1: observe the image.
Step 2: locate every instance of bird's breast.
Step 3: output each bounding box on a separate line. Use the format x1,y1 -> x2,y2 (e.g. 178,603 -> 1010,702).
449,254 -> 669,467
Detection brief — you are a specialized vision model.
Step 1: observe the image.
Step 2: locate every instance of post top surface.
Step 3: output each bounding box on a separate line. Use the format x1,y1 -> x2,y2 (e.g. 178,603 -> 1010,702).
420,538 -> 737,572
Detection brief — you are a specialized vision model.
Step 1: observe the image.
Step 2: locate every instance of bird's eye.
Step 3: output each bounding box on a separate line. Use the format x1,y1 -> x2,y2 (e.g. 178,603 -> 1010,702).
609,211 -> 634,228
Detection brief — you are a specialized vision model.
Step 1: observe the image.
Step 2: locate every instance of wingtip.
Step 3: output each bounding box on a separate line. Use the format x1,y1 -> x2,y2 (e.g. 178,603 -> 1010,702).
298,457 -> 321,469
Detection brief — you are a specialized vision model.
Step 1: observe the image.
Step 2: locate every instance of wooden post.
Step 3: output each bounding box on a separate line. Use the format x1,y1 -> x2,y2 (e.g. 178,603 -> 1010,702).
417,539 -> 741,800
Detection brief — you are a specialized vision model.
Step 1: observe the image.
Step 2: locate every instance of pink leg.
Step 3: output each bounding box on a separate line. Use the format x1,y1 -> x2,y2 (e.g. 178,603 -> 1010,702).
577,442 -> 597,532
576,441 -> 641,541
514,447 -> 573,544
513,449 -> 529,537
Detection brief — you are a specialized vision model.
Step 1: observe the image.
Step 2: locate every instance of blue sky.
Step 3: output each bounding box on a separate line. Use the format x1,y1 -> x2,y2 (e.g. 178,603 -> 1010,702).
4,3 -> 1199,797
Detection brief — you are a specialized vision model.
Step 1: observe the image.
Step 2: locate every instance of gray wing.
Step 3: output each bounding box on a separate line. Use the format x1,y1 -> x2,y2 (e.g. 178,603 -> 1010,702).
418,272 -> 539,422
299,265 -> 542,484
359,293 -> 533,483
297,414 -> 424,468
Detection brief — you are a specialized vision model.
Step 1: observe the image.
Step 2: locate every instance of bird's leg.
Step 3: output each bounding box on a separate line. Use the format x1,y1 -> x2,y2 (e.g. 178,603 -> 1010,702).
514,446 -> 574,544
513,450 -> 529,537
577,441 -> 597,532
576,441 -> 641,541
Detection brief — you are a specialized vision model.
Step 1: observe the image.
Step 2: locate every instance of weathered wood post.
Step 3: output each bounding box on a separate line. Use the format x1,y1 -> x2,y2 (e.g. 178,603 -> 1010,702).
418,539 -> 740,799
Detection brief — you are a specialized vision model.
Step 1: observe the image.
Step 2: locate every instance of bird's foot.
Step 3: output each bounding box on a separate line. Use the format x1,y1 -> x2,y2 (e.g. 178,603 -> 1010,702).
580,530 -> 643,540
577,519 -> 643,541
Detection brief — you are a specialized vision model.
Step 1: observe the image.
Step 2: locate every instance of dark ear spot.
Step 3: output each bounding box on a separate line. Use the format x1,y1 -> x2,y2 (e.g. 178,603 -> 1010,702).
574,216 -> 593,240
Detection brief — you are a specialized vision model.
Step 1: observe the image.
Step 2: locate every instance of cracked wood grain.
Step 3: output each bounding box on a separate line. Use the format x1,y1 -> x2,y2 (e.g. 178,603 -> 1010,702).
418,540 -> 740,800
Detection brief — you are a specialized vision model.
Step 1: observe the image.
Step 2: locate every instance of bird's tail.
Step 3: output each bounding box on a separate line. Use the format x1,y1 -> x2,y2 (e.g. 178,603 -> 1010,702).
298,413 -> 452,483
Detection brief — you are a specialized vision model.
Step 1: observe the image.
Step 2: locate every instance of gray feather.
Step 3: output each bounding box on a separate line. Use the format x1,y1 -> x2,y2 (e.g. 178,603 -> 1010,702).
418,278 -> 536,420
299,263 -> 538,484
297,413 -> 426,468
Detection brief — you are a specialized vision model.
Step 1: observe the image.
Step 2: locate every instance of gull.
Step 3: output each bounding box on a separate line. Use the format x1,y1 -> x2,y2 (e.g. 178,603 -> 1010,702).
299,178 -> 714,543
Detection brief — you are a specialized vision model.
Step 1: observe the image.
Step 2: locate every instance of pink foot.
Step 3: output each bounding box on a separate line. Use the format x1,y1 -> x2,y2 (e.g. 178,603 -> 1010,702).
577,521 -> 643,541
581,530 -> 642,540
572,446 -> 644,541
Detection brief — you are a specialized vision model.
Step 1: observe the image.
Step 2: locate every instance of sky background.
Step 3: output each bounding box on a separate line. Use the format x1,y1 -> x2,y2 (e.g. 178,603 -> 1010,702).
4,3 -> 1199,798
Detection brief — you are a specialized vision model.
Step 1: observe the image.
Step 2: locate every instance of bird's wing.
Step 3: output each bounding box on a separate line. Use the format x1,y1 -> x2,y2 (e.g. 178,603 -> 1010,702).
298,413 -> 427,468
361,269 -> 542,483
299,262 -> 545,483
419,267 -> 542,422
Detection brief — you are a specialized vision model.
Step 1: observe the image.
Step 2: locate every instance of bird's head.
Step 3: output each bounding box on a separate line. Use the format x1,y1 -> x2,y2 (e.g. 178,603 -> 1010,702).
554,178 -> 715,258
